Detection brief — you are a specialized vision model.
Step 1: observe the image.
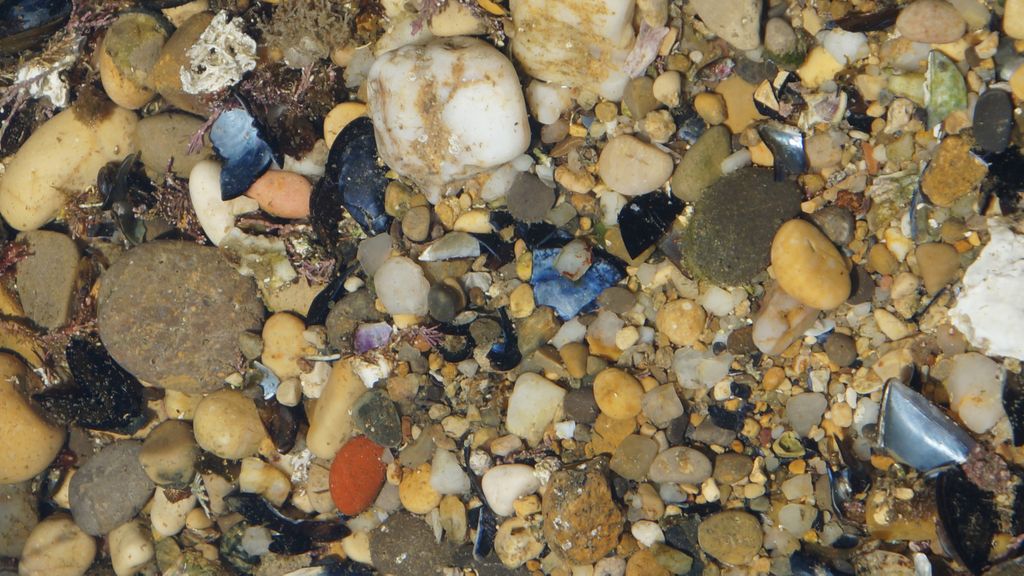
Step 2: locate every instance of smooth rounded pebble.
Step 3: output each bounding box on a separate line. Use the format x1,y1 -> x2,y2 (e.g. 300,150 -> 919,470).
19,515 -> 96,576
598,135 -> 674,196
648,446 -> 714,484
245,170 -> 313,219
399,463 -> 442,514
69,441 -> 154,536
593,368 -> 644,419
895,0 -> 966,43
108,521 -> 154,576
374,256 -> 430,316
139,419 -> 198,488
261,312 -> 314,380
193,390 -> 269,460
656,298 -> 706,346
771,219 -> 850,310
482,464 -> 540,516
0,354 -> 65,484
330,436 -> 387,516
505,372 -> 567,445
307,360 -> 368,459
698,511 -> 763,565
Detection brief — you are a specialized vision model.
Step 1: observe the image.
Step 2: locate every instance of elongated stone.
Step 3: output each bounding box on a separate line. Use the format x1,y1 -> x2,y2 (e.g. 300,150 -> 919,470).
926,51 -> 966,128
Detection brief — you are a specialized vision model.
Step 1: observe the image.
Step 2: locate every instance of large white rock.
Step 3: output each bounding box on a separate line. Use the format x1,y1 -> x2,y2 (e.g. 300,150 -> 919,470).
505,372 -> 566,445
944,352 -> 1006,434
481,464 -> 540,516
510,0 -> 635,100
366,37 -> 530,203
950,220 -> 1024,360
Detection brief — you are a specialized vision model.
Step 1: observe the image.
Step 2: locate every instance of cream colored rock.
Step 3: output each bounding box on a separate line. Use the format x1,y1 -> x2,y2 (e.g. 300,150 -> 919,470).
797,47 -> 844,90
481,464 -> 540,516
495,517 -> 544,568
98,42 -> 156,110
598,135 -> 674,196
108,521 -> 153,576
656,298 -> 706,346
366,37 -> 530,203
151,487 -> 196,537
752,285 -> 819,355
163,390 -> 202,420
593,367 -> 644,419
429,1 -> 487,36
139,419 -> 198,487
505,372 -> 566,445
307,359 -> 368,459
1005,0 -> 1024,39
0,107 -> 138,231
188,160 -> 260,246
0,354 -> 65,484
771,219 -> 850,310
261,312 -> 314,380
526,81 -> 573,125
98,12 -> 168,110
323,102 -> 368,148
192,389 -> 269,460
399,463 -> 442,514
19,515 -> 96,576
239,457 -> 292,506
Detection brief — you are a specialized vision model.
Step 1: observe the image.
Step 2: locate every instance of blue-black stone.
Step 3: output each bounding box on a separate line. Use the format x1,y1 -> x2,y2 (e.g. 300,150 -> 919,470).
618,191 -> 684,258
210,108 -> 279,201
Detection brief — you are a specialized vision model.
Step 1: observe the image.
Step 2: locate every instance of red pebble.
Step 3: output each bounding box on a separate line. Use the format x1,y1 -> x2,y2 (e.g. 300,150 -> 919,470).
329,436 -> 386,516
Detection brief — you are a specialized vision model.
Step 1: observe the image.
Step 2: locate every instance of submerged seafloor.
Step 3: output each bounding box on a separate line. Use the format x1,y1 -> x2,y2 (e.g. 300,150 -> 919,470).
1,0 -> 1024,574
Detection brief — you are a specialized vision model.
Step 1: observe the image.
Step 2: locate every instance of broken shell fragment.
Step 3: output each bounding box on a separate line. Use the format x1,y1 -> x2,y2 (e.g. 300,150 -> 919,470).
878,379 -> 975,473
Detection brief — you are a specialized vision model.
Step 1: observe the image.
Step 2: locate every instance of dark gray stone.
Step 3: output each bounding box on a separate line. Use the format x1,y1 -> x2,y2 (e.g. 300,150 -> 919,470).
0,482 -> 37,557
808,206 -> 855,246
973,89 -> 1014,154
507,173 -> 555,224
370,512 -> 455,575
428,283 -> 464,323
564,387 -> 600,424
69,441 -> 154,536
325,289 -> 384,351
824,332 -> 857,367
597,286 -> 637,314
351,390 -> 402,447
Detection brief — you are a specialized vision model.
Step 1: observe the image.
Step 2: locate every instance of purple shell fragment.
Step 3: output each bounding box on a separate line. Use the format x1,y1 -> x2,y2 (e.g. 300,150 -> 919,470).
354,322 -> 393,354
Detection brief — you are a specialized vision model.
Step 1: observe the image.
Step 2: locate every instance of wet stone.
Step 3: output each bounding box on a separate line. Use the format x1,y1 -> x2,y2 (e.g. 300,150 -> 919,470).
610,434 -> 659,480
428,282 -> 464,323
15,230 -> 80,330
0,482 -> 37,557
689,418 -> 737,447
69,441 -> 155,536
808,206 -> 855,246
697,510 -> 763,566
351,390 -> 402,447
649,446 -> 713,484
564,386 -> 600,424
370,511 -> 455,575
786,392 -> 828,436
921,136 -> 987,207
824,332 -> 858,367
325,290 -> 384,350
671,125 -> 731,203
507,172 -> 556,223
401,205 -> 432,242
682,167 -> 801,286
972,89 -> 1014,154
97,241 -> 264,394
713,452 -> 754,484
597,286 -> 637,315
542,459 -> 624,565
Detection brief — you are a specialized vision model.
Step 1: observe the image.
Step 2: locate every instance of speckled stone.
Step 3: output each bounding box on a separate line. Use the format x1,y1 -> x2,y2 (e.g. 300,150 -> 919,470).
542,459 -> 623,564
69,441 -> 154,536
697,510 -> 763,565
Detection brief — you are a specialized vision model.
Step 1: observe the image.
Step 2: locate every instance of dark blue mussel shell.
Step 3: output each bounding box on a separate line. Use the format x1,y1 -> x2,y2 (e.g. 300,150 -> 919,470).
618,191 -> 684,258
531,246 -> 626,320
210,108 -> 281,201
311,116 -> 391,241
0,0 -> 71,54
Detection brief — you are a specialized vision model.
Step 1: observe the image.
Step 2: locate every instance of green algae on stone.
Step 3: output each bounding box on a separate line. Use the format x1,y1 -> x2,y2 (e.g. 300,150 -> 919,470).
926,51 -> 967,128
681,167 -> 801,286
670,125 -> 731,203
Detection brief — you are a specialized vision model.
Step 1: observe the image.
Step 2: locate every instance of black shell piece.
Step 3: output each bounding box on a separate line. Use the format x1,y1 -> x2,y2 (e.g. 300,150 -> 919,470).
210,108 -> 280,201
306,265 -> 354,326
1004,371 -> 1024,447
0,0 -> 70,54
844,88 -> 875,133
435,322 -> 476,363
758,123 -> 807,181
97,153 -> 155,246
472,503 -> 498,561
488,209 -> 515,231
515,222 -> 573,250
486,308 -> 521,372
936,466 -> 997,575
225,493 -> 350,555
256,398 -> 300,454
471,233 -> 516,269
34,337 -> 146,434
707,403 -> 746,431
979,146 -> 1024,215
834,7 -> 900,31
617,191 -> 684,258
311,117 -> 391,241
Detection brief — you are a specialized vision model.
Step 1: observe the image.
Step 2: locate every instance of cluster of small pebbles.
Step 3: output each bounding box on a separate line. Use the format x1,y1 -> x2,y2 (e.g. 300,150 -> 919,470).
1,0 -> 1024,575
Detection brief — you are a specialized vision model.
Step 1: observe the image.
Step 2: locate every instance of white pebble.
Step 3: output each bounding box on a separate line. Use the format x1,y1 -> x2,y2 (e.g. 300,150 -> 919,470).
429,449 -> 471,495
374,256 -> 430,316
481,464 -> 540,516
630,520 -> 665,547
108,521 -> 154,576
944,352 -> 1006,433
505,372 -> 566,446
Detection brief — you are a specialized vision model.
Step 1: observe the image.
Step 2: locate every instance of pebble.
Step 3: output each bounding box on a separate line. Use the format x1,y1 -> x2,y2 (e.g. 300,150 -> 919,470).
329,436 -> 386,516
542,460 -> 623,564
307,360 -> 369,459
508,172 -> 556,223
915,242 -> 960,293
653,71 -> 682,107
0,482 -> 36,557
429,449 -> 471,495
656,298 -> 706,346
370,511 -> 454,576
671,125 -> 731,203
972,89 -> 1014,154
921,136 -> 987,207
325,289 -> 384,350
526,81 -> 573,125
627,549 -> 670,576
151,487 -> 196,537
697,511 -> 763,565
188,160 -> 260,245
244,170 -> 312,219
632,519 -> 666,547
149,12 -> 213,116
649,446 -> 714,484
651,543 -> 694,574
427,281 -> 465,323
713,453 -> 754,484
623,77 -> 661,120
808,206 -> 855,246
506,372 -> 567,445
482,464 -> 541,516
610,434 -> 660,480
693,92 -> 726,126
192,389 -> 268,460
785,392 -> 828,436
19,515 -> 96,576
598,135 -> 674,197
261,312 -> 313,380
401,205 -> 432,242
594,368 -> 645,419
1006,0 -> 1024,38
69,441 -> 154,536
824,332 -> 858,367
495,517 -> 544,568
895,0 -> 966,44
805,131 -> 846,172
15,231 -> 80,329
1013,66 -> 1024,101
139,420 -> 198,488
349,390 -> 400,447
771,219 -> 851,310
642,384 -> 686,428
689,0 -> 763,50
684,167 -> 800,285
778,503 -> 817,535
926,51 -> 967,128
0,353 -> 65,484
0,107 -> 138,231
323,101 -> 368,148
715,75 -> 766,132
399,463 -> 442,514
374,256 -> 430,316
564,386 -> 600,424
98,12 -> 166,110
108,521 -> 154,576
97,241 -> 263,393
135,113 -> 212,178
945,352 -> 1006,433
764,17 -> 798,58
367,38 -> 530,201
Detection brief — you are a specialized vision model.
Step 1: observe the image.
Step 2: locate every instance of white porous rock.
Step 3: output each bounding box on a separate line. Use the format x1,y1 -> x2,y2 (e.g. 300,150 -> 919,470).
373,256 -> 430,316
526,81 -> 574,124
510,0 -> 636,100
108,521 -> 154,576
505,372 -> 567,445
180,11 -> 256,94
945,352 -> 1006,434
481,464 -> 541,516
950,220 -> 1024,360
430,449 -> 472,495
19,515 -> 96,576
366,37 -> 530,203
188,160 -> 259,245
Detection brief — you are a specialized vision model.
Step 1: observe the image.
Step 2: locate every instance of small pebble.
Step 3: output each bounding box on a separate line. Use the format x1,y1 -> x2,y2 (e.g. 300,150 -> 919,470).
329,436 -> 387,516
656,299 -> 706,346
398,463 -> 442,514
648,447 -> 714,484
598,135 -> 674,196
482,464 -> 541,516
823,332 -> 858,367
542,461 -> 623,564
697,511 -> 763,565
895,0 -> 966,43
69,441 -> 154,536
785,392 -> 828,437
594,368 -> 645,419
771,219 -> 851,310
506,372 -> 567,445
610,434 -> 660,480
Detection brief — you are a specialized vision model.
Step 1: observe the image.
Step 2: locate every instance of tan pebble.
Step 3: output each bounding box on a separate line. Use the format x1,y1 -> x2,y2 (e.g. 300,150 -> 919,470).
896,0 -> 966,43
98,38 -> 156,110
873,309 -> 913,340
399,463 -> 442,514
453,209 -> 493,233
626,549 -> 670,576
1010,64 -> 1024,100
693,92 -> 726,125
245,170 -> 312,219
193,389 -> 269,460
652,71 -> 682,107
921,136 -> 987,208
715,75 -> 765,133
797,47 -> 844,90
597,135 -> 673,196
698,510 -> 763,565
0,353 -> 65,483
554,166 -> 596,193
771,219 -> 850,310
509,284 -> 536,318
655,298 -> 706,346
495,517 -> 544,568
559,342 -> 589,379
594,368 -> 644,419
915,242 -> 960,293
19,515 -> 96,576
261,312 -> 313,380
867,243 -> 898,275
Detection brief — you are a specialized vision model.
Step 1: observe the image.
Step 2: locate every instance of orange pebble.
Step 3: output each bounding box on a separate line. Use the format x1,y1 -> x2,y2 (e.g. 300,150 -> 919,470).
329,436 -> 386,516
245,170 -> 312,219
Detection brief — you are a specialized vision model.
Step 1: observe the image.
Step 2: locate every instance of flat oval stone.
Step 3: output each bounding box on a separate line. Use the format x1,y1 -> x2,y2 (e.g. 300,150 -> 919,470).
972,89 -> 1014,154
697,510 -> 763,565
69,441 -> 154,536
97,241 -> 264,393
770,219 -> 851,310
895,0 -> 965,43
648,446 -> 713,484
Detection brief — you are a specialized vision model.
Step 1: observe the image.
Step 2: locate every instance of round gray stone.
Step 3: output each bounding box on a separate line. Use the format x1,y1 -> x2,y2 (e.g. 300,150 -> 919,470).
69,441 -> 154,536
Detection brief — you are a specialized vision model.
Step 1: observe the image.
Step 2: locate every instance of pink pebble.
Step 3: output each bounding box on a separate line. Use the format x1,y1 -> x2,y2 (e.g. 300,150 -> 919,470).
245,170 -> 312,219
